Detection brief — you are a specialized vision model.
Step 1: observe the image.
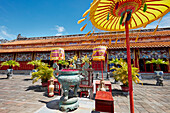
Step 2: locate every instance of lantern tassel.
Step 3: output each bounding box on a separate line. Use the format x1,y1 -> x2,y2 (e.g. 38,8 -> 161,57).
80,24 -> 87,31
123,12 -> 128,23
107,12 -> 109,20
120,15 -> 124,25
83,9 -> 90,17
77,17 -> 87,24
143,3 -> 147,12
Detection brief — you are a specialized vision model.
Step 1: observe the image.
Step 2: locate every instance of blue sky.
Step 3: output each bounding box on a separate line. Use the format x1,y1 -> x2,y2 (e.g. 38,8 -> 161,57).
0,0 -> 170,40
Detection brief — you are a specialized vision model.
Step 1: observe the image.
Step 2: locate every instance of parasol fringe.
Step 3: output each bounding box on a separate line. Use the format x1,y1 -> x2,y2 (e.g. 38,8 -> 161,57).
135,35 -> 139,42
85,31 -> 91,37
94,35 -> 98,41
115,38 -> 118,44
109,38 -> 111,45
80,24 -> 87,31
90,0 -> 101,11
143,23 -> 148,28
83,9 -> 90,17
100,37 -> 104,44
153,25 -> 159,34
88,30 -> 94,39
153,17 -> 162,34
135,29 -> 141,42
78,17 -> 87,24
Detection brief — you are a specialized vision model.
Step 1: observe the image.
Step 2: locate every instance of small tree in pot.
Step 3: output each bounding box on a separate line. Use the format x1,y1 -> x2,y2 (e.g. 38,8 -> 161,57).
27,60 -> 42,75
31,62 -> 54,87
1,60 -> 20,79
110,59 -> 142,92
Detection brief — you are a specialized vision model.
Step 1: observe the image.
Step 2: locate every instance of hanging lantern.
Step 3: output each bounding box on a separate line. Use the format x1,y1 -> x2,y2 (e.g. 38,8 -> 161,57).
50,48 -> 65,61
92,46 -> 107,61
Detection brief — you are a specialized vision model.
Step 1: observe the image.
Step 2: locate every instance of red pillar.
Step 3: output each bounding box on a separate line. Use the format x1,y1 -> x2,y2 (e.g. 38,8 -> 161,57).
125,22 -> 134,113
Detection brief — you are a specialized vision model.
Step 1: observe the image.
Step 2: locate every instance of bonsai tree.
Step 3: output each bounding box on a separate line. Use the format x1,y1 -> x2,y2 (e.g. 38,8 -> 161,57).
31,61 -> 54,85
1,60 -> 20,69
27,60 -> 42,69
110,58 -> 142,87
145,58 -> 169,71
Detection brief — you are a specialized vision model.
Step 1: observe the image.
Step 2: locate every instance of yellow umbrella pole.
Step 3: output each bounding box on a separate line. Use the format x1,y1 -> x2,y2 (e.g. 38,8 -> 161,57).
125,21 -> 134,113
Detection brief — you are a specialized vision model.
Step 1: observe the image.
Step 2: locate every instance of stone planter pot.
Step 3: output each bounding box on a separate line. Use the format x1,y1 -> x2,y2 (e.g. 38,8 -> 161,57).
7,69 -> 13,79
154,71 -> 163,86
154,71 -> 163,76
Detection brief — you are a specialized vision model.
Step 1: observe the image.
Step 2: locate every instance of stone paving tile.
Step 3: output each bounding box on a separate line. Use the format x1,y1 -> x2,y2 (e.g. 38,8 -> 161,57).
0,75 -> 170,113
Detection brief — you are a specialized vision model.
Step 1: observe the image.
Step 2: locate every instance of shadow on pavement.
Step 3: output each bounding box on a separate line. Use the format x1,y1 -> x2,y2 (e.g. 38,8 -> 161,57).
25,85 -> 47,92
0,78 -> 7,80
23,78 -> 32,81
39,99 -> 60,110
112,89 -> 128,97
138,83 -> 156,86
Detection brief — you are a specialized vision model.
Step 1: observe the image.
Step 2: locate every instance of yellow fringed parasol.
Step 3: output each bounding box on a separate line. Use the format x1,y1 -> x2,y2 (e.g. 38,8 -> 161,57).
78,0 -> 170,113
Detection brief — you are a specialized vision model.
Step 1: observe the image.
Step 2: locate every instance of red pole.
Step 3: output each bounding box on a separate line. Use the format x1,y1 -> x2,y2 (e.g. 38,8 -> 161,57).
125,21 -> 134,113
101,60 -> 103,79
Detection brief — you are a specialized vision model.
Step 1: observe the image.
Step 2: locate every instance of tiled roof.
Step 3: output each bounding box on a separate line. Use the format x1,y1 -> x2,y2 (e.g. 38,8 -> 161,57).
1,30 -> 170,46
0,41 -> 169,53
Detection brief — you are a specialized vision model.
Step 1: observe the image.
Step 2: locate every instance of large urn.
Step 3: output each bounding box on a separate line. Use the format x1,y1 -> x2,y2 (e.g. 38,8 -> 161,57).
57,69 -> 83,111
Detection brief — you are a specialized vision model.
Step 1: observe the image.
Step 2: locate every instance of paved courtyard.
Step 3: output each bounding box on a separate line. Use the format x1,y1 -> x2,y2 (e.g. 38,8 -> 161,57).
0,74 -> 170,113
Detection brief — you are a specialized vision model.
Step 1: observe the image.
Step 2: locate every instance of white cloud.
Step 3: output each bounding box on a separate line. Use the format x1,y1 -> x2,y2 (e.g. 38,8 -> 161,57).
0,26 -> 16,40
55,25 -> 65,33
56,33 -> 62,36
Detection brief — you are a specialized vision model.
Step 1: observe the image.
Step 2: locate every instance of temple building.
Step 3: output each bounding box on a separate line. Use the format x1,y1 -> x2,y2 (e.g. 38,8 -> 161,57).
0,28 -> 170,75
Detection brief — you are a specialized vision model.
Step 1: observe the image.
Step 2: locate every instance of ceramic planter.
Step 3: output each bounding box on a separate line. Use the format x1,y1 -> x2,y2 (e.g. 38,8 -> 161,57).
120,85 -> 129,92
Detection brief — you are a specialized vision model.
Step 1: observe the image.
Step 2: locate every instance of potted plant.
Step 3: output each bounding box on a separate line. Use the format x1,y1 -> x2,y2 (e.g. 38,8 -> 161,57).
146,58 -> 168,75
27,60 -> 42,75
31,62 -> 54,87
58,60 -> 69,69
1,60 -> 20,79
110,58 -> 142,92
108,58 -> 119,82
69,55 -> 78,69
146,58 -> 168,85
